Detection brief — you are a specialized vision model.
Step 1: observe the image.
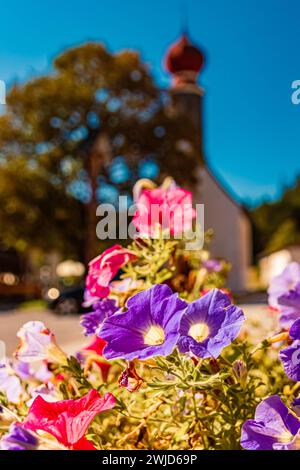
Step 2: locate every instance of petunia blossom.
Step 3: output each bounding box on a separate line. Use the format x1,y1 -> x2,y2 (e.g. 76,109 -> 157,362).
268,262 -> 300,308
133,185 -> 196,237
13,360 -> 52,383
15,321 -> 67,365
23,389 -> 115,450
277,282 -> 300,327
26,382 -> 60,407
279,318 -> 300,381
268,262 -> 300,327
0,423 -> 38,451
202,259 -> 223,273
292,397 -> 300,417
80,299 -> 119,336
82,337 -> 111,381
0,362 -> 22,404
241,395 -> 300,450
99,284 -> 187,361
177,289 -> 245,359
86,245 -> 137,298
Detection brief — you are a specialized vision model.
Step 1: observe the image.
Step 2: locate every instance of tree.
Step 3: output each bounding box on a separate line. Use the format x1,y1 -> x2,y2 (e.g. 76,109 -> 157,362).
250,176 -> 300,257
0,43 -> 199,262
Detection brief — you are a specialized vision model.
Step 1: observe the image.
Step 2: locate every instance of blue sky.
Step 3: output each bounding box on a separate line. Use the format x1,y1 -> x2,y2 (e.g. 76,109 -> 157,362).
1,0 -> 299,206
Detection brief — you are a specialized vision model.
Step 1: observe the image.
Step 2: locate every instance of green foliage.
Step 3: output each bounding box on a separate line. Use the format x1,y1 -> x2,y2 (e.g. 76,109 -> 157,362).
0,43 -> 199,259
251,177 -> 300,256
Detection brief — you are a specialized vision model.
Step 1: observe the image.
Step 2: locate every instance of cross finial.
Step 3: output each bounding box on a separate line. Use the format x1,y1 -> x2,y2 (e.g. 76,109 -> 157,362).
180,0 -> 189,35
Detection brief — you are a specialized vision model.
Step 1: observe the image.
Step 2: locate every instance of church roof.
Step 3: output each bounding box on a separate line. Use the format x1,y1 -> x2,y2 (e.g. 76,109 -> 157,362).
203,163 -> 250,216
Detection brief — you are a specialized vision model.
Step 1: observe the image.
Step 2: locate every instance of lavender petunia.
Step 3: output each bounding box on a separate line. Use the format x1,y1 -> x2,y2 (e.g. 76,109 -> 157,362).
277,282 -> 300,327
268,263 -> 300,327
13,360 -> 52,383
80,299 -> 119,336
82,288 -> 99,308
292,397 -> 300,417
268,262 -> 300,308
99,284 -> 187,361
27,382 -> 59,407
202,259 -> 223,273
279,282 -> 300,310
241,395 -> 300,450
279,318 -> 300,381
0,362 -> 22,404
15,321 -> 67,365
0,423 -> 38,451
177,289 -> 245,359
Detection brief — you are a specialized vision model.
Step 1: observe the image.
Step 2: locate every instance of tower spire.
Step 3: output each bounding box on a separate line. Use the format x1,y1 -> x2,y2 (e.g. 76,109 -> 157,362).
180,0 -> 188,35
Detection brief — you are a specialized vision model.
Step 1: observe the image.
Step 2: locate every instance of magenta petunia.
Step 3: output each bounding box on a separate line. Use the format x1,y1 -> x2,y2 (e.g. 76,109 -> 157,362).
133,185 -> 196,237
99,284 -> 188,361
23,389 -> 115,450
177,289 -> 245,359
241,395 -> 300,450
86,245 -> 137,298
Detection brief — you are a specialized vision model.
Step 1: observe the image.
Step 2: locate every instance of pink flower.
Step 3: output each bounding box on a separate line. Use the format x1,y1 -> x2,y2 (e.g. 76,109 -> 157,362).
133,186 -> 196,237
82,337 -> 111,381
86,245 -> 137,298
23,389 -> 116,450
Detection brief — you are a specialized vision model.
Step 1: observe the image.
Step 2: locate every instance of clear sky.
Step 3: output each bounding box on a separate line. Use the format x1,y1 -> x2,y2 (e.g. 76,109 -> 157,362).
1,0 -> 299,206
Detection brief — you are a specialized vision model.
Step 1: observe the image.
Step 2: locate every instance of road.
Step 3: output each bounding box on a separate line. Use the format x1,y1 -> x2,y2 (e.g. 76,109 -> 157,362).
0,308 -> 90,357
0,303 -> 278,357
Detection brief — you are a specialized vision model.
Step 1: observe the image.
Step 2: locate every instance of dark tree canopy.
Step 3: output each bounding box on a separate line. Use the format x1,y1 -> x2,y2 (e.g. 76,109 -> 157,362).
0,43 -> 200,261
250,176 -> 300,257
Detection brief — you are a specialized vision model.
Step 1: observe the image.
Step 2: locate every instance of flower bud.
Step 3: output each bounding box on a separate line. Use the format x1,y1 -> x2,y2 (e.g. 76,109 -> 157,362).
232,360 -> 248,389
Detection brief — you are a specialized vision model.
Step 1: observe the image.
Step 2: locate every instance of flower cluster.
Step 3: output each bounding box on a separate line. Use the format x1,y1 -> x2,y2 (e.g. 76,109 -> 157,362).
2,179 -> 300,451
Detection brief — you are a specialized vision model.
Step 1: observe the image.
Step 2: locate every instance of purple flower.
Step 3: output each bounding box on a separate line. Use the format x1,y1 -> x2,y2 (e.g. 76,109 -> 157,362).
277,282 -> 300,327
82,288 -> 99,308
80,299 -> 119,336
268,262 -> 300,327
0,423 -> 38,450
13,360 -> 52,383
202,259 -> 223,273
279,282 -> 300,309
279,318 -> 300,381
292,397 -> 300,417
177,289 -> 245,359
241,395 -> 300,450
99,284 -> 187,360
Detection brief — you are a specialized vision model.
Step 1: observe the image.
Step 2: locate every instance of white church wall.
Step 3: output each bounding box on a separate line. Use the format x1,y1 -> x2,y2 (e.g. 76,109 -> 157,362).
259,245 -> 300,287
195,167 -> 251,292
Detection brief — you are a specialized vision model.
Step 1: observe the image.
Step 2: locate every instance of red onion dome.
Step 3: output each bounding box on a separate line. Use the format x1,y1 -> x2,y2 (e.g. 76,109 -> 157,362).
165,34 -> 204,75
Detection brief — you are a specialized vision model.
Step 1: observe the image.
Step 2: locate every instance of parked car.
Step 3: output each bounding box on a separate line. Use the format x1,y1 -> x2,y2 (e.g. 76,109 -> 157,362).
48,286 -> 89,315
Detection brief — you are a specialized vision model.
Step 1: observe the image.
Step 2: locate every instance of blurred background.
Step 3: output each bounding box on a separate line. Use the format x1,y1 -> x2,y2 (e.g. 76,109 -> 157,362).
0,0 -> 300,321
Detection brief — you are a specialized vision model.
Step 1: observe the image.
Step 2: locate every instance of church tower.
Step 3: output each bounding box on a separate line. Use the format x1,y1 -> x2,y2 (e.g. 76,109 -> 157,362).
164,34 -> 205,165
164,33 -> 252,292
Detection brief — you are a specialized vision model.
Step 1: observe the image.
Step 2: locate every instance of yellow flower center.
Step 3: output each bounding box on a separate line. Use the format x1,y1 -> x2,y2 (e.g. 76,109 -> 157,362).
278,430 -> 294,443
144,325 -> 165,346
188,323 -> 210,342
